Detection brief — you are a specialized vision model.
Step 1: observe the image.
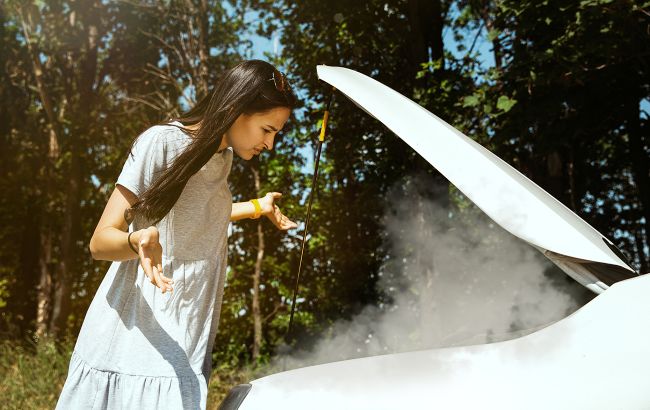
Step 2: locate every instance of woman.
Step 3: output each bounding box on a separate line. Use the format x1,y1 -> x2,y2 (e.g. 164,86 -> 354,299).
55,60 -> 298,409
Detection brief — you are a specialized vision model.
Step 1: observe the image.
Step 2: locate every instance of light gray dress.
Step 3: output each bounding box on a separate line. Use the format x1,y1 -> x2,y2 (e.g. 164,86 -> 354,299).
56,121 -> 233,409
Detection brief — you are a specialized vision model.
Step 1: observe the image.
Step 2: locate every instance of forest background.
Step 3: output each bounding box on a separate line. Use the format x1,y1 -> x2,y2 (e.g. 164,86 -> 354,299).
0,0 -> 648,408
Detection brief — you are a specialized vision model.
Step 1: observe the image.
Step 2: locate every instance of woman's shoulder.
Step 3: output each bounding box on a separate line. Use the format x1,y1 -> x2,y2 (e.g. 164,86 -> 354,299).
137,121 -> 191,151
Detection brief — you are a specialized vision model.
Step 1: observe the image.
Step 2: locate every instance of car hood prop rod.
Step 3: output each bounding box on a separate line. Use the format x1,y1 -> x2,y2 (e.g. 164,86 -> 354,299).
282,86 -> 336,368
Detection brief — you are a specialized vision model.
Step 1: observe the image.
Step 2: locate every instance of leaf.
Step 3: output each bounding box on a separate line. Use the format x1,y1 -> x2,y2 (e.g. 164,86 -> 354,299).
462,95 -> 480,107
487,29 -> 500,41
496,95 -> 517,112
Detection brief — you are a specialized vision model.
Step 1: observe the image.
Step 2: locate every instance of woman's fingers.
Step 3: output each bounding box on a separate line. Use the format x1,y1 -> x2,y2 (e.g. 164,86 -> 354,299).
157,261 -> 174,292
261,192 -> 297,231
273,211 -> 297,230
283,217 -> 298,229
158,262 -> 174,285
282,219 -> 298,230
136,227 -> 172,293
140,254 -> 172,293
151,266 -> 167,293
141,256 -> 156,285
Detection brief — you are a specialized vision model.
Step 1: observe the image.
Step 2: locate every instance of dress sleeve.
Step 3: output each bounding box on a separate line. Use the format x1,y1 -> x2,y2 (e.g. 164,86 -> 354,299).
115,127 -> 171,197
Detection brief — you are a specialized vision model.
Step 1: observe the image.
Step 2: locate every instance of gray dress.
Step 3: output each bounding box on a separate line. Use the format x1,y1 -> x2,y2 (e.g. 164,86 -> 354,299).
56,121 -> 233,409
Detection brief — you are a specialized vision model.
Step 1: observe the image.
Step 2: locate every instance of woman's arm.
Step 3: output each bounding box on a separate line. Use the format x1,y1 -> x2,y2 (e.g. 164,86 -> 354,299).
230,201 -> 259,221
89,185 -> 147,261
230,193 -> 298,231
89,184 -> 173,292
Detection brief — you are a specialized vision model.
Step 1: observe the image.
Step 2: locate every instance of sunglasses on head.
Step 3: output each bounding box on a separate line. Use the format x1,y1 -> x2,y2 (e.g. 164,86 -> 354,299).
268,69 -> 292,92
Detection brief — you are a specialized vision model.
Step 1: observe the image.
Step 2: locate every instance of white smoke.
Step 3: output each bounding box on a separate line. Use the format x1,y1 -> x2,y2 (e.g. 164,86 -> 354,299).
271,173 -> 593,372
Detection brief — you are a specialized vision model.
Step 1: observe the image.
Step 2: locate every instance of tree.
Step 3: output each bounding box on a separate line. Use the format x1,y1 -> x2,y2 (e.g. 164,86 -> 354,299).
491,0 -> 650,270
0,0 -> 249,342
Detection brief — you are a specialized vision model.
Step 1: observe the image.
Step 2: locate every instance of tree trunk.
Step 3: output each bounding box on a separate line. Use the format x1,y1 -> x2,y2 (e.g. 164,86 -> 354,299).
50,146 -> 81,337
36,224 -> 54,339
478,1 -> 502,70
627,96 -> 650,269
407,0 -> 443,69
567,146 -> 578,212
18,6 -> 63,340
35,127 -> 60,339
251,165 -> 264,361
406,0 -> 444,92
9,198 -> 41,334
50,1 -> 101,338
634,228 -> 648,274
415,189 -> 435,349
546,150 -> 569,207
197,0 -> 210,97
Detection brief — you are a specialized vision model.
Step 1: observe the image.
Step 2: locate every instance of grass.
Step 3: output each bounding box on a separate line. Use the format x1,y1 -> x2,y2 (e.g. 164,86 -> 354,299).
0,335 -> 267,409
0,335 -> 73,410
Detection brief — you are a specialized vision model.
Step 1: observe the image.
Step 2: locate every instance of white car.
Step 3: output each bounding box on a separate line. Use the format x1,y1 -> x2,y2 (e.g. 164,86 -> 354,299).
218,65 -> 643,410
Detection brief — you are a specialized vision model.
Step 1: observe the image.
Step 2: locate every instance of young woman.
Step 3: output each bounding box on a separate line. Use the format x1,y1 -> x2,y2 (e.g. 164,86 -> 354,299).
55,60 -> 298,409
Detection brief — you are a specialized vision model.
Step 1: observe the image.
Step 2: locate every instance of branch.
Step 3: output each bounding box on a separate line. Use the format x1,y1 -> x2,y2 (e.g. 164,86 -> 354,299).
142,62 -> 193,108
262,302 -> 286,323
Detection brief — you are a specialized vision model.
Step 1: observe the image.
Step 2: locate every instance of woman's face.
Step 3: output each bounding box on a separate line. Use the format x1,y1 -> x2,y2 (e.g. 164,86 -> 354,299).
222,106 -> 291,160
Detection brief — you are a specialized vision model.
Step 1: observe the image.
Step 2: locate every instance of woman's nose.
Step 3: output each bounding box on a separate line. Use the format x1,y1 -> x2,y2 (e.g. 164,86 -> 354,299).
264,136 -> 275,151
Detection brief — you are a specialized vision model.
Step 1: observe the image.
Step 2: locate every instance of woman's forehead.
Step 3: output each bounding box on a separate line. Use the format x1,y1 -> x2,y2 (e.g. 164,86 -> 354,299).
251,107 -> 290,125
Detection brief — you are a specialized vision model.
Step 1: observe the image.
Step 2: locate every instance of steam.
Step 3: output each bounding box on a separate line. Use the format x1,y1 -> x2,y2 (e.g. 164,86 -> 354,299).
271,173 -> 594,372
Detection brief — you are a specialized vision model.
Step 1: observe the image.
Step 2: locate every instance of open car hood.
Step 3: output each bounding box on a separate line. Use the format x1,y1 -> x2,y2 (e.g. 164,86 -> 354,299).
315,65 -> 637,294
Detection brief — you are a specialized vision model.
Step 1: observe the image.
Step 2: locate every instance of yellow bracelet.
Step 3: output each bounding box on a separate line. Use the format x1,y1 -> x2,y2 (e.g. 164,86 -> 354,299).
250,198 -> 262,219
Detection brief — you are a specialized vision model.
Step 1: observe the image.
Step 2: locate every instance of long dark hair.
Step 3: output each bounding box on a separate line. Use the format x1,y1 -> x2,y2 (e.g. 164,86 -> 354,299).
127,59 -> 297,226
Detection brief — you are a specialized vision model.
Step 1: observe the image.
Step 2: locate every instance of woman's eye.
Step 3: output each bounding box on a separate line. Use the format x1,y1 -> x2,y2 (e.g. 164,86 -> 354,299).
263,129 -> 271,133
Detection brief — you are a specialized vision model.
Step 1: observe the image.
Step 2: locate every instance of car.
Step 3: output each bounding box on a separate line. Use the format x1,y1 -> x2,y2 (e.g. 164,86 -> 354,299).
218,65 -> 644,410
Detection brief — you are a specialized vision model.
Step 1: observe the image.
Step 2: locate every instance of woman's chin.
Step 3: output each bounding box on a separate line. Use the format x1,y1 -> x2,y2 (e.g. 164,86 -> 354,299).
234,148 -> 255,160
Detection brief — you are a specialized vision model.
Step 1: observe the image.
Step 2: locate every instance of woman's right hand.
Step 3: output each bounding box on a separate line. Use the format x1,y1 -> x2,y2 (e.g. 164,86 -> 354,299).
136,226 -> 174,293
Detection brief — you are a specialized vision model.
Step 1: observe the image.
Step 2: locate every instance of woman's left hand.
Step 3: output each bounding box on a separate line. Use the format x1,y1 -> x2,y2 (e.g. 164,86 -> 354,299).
258,192 -> 298,231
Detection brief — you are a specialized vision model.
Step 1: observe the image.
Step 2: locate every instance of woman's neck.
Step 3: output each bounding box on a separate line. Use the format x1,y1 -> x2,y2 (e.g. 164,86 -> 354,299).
177,121 -> 229,153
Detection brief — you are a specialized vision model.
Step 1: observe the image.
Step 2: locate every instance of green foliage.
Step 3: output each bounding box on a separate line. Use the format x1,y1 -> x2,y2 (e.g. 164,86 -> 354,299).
496,95 -> 517,112
0,336 -> 74,409
0,336 -> 269,409
463,94 -> 481,107
490,0 -> 650,270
